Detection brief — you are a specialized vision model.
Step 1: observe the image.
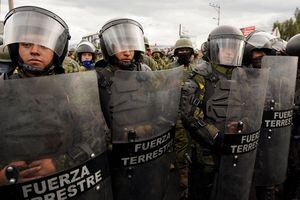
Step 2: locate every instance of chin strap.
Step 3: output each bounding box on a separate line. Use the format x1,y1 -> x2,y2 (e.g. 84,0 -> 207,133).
19,61 -> 55,76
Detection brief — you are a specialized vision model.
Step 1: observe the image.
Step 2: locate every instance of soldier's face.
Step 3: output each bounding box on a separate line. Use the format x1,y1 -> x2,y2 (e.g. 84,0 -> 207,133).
152,52 -> 161,59
251,50 -> 266,68
115,50 -> 135,62
81,52 -> 93,61
218,48 -> 235,65
19,43 -> 54,69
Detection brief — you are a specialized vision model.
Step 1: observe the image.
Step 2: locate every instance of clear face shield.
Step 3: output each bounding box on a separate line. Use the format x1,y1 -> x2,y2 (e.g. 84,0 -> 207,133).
247,32 -> 275,49
210,38 -> 245,67
4,11 -> 69,57
101,23 -> 145,56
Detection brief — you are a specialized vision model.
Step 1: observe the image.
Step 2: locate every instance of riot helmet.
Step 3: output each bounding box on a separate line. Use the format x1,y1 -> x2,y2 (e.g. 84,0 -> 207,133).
76,40 -> 96,62
174,38 -> 194,65
286,34 -> 300,57
286,34 -> 300,68
243,31 -> 274,67
207,25 -> 245,67
99,18 -> 145,69
3,6 -> 70,75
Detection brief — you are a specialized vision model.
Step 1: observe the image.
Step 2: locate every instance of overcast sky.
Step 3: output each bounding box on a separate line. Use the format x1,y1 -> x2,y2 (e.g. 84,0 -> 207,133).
1,0 -> 299,48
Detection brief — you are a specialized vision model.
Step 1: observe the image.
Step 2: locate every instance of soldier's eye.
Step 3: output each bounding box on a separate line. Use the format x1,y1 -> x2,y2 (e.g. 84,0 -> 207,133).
20,43 -> 32,48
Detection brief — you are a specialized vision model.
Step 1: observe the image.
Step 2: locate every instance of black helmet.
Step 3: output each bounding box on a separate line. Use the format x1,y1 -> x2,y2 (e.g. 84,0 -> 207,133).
286,34 -> 300,57
243,31 -> 274,65
99,18 -> 145,64
3,6 -> 70,74
206,25 -> 245,67
76,40 -> 96,62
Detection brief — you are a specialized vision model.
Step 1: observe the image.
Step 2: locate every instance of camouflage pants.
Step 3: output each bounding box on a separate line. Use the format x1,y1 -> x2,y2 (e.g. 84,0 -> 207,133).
188,142 -> 216,200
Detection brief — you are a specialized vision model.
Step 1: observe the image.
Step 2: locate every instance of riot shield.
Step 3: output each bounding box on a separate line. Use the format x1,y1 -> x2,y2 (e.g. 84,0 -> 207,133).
211,67 -> 269,200
110,67 -> 183,200
255,56 -> 298,186
0,71 -> 113,200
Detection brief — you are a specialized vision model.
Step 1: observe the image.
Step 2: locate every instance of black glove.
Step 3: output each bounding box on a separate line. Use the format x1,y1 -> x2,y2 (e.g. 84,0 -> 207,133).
213,132 -> 224,153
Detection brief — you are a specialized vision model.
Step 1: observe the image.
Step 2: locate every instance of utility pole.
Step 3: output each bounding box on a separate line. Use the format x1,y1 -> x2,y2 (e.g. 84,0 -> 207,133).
209,3 -> 220,26
8,0 -> 14,11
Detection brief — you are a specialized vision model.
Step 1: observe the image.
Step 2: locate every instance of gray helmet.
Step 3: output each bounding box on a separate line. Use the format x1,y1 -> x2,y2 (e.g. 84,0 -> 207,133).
144,36 -> 149,47
207,25 -> 245,67
174,38 -> 194,55
286,34 -> 300,57
69,47 -> 76,52
76,40 -> 96,62
99,18 -> 145,62
152,47 -> 163,55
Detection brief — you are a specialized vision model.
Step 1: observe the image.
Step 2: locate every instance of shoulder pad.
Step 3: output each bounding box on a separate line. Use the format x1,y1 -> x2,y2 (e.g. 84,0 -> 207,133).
191,61 -> 212,77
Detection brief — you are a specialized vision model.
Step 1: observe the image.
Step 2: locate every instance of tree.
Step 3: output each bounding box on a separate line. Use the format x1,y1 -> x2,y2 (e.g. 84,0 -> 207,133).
273,8 -> 300,40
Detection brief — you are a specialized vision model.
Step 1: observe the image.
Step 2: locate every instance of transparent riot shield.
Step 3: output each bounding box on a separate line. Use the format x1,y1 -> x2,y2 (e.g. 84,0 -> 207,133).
110,67 -> 183,200
211,67 -> 269,200
255,56 -> 298,186
0,71 -> 113,200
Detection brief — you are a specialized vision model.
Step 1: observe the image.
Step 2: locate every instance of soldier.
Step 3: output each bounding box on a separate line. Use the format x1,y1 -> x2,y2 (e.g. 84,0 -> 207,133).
170,38 -> 195,73
0,6 -> 113,199
141,36 -> 158,71
0,45 -> 14,75
96,18 -> 183,200
180,25 -> 257,200
168,38 -> 196,199
285,33 -> 300,200
76,40 -> 97,71
63,56 -> 80,73
152,47 -> 168,70
68,47 -> 76,60
144,36 -> 152,56
243,31 -> 293,200
243,31 -> 275,68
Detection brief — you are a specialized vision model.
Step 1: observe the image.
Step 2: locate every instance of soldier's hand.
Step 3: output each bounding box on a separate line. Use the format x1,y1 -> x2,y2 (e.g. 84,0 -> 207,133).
20,158 -> 56,182
226,121 -> 238,134
0,161 -> 27,185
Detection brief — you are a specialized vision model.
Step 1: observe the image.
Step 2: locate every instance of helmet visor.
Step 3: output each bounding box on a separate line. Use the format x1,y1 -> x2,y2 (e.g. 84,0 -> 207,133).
247,32 -> 275,49
210,38 -> 245,67
101,23 -> 145,56
4,11 -> 68,56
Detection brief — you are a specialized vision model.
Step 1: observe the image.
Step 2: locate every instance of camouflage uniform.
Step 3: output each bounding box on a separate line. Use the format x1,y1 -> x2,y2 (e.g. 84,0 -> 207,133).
181,62 -> 233,200
180,25 -> 246,200
152,47 -> 168,70
169,46 -> 196,198
63,56 -> 80,73
142,54 -> 158,71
